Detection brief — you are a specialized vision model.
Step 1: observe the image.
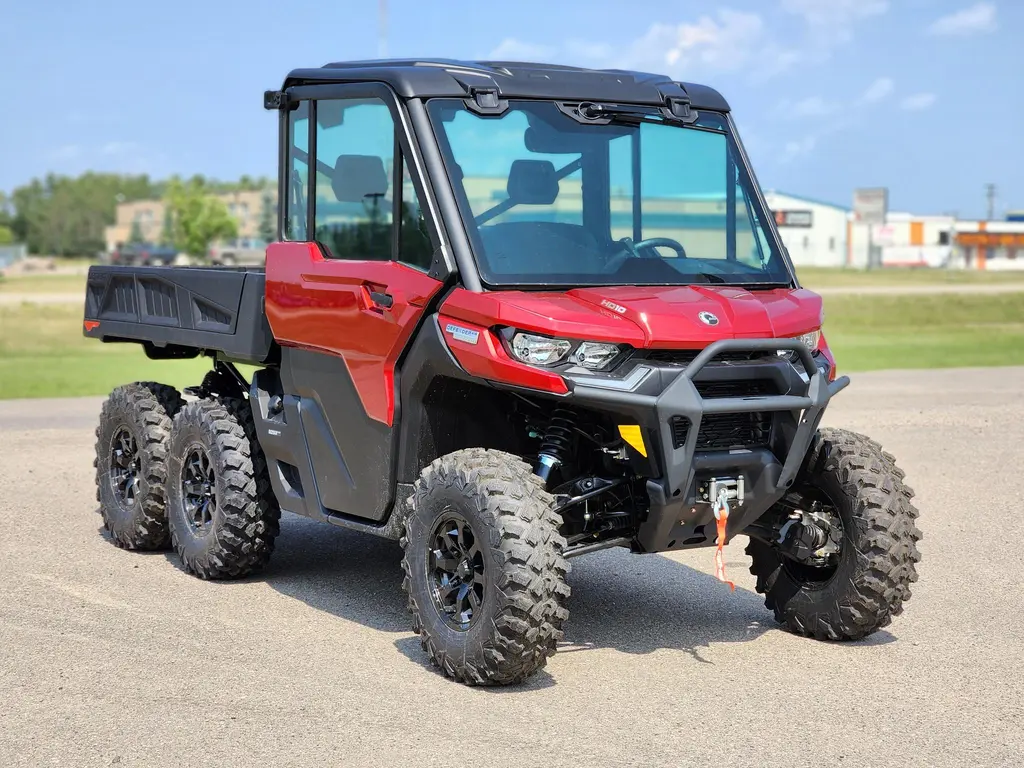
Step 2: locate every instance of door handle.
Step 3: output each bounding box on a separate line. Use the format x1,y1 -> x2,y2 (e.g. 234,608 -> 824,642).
369,290 -> 394,310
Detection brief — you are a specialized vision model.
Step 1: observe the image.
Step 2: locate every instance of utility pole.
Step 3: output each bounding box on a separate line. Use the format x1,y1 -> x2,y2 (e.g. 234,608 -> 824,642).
378,0 -> 388,59
985,183 -> 996,220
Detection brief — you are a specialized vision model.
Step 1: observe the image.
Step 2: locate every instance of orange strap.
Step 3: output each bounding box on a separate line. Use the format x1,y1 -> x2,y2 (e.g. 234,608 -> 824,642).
713,496 -> 736,591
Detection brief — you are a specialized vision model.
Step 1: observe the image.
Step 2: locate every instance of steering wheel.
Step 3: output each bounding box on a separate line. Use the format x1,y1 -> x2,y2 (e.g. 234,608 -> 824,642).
603,236 -> 688,274
633,237 -> 687,259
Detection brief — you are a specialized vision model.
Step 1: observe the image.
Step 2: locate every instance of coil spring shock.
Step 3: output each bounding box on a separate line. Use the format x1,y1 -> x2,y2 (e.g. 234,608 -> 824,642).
536,408 -> 576,484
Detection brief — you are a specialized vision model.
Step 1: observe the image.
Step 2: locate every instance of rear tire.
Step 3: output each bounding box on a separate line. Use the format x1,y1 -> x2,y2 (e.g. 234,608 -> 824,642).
166,398 -> 280,579
95,382 -> 184,550
401,449 -> 570,686
747,428 -> 923,640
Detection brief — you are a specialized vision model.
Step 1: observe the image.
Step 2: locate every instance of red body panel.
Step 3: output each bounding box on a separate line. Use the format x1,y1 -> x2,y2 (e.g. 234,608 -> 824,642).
438,316 -> 569,395
264,242 -> 443,425
439,285 -> 824,349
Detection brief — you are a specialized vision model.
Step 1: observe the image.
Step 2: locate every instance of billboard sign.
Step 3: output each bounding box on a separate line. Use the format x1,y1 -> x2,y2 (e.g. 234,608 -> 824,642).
853,187 -> 888,225
773,209 -> 813,228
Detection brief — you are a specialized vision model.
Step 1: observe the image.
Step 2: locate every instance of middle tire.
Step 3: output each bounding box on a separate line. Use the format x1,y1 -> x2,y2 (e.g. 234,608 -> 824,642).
401,449 -> 570,686
166,397 -> 281,580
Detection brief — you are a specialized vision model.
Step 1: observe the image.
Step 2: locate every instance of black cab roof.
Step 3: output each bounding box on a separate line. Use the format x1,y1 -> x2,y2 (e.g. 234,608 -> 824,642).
280,59 -> 730,112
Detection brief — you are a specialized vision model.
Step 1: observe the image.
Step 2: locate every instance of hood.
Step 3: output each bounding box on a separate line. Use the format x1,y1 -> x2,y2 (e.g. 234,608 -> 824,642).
441,285 -> 824,348
567,285 -> 824,347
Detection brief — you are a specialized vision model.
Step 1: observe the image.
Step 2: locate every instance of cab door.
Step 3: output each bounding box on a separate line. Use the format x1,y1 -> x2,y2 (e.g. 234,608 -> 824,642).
264,84 -> 446,522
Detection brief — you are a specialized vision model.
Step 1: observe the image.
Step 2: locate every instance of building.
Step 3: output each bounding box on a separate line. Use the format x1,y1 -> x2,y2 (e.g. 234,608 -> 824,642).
849,214 -> 1024,270
105,189 -> 277,252
848,212 -> 954,268
763,191 -> 850,268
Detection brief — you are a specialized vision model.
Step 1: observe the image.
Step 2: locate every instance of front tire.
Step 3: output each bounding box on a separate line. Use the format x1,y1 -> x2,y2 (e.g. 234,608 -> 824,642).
747,428 -> 923,640
401,449 -> 570,686
166,398 -> 280,579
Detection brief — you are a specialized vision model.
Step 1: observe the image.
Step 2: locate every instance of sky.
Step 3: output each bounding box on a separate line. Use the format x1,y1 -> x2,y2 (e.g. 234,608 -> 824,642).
1,0 -> 1021,219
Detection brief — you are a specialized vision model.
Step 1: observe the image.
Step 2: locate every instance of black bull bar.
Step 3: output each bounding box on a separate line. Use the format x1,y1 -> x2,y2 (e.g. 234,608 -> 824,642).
568,337 -> 851,551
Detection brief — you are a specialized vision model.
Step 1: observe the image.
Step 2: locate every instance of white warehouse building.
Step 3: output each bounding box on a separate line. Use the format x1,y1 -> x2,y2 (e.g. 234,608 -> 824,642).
763,190 -> 850,268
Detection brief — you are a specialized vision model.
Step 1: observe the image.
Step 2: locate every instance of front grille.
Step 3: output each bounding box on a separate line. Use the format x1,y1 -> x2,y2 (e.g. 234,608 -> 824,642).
694,379 -> 776,398
671,413 -> 773,450
646,349 -> 772,367
671,379 -> 775,451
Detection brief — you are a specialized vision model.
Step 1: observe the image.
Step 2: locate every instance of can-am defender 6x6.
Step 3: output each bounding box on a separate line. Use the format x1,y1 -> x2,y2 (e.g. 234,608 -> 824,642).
83,59 -> 922,686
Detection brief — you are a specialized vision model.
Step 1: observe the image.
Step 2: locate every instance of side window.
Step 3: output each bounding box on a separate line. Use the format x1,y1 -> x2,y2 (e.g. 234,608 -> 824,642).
285,101 -> 309,240
399,158 -> 433,270
314,98 -> 394,260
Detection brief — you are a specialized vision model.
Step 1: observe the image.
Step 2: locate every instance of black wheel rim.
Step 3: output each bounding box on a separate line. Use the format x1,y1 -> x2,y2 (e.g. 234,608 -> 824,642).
181,446 -> 216,536
778,485 -> 845,586
427,511 -> 485,631
109,427 -> 141,509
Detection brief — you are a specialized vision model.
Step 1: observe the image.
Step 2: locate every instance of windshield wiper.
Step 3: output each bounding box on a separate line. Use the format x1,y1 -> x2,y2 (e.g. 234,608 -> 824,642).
562,98 -> 700,126
577,102 -> 654,123
687,273 -> 792,288
692,272 -> 726,284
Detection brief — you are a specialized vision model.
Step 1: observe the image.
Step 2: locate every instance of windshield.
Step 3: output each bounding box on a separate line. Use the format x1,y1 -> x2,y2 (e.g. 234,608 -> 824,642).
427,99 -> 793,288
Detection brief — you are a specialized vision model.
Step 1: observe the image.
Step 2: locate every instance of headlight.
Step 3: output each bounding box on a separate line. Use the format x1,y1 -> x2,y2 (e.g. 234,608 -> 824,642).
796,329 -> 821,351
571,341 -> 621,370
777,329 -> 821,361
511,333 -> 572,366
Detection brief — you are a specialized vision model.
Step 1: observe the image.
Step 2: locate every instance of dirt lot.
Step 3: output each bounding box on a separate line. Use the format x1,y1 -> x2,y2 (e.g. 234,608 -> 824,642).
1,368 -> 1022,767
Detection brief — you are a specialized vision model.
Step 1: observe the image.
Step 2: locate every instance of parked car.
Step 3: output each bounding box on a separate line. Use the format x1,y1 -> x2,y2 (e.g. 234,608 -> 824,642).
108,243 -> 179,267
208,237 -> 268,266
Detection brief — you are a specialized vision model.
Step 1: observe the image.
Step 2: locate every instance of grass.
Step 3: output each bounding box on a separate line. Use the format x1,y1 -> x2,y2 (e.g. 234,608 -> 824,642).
0,303 -> 212,399
822,292 -> 1024,371
0,272 -> 88,294
797,266 -> 1024,288
1,291 -> 1022,399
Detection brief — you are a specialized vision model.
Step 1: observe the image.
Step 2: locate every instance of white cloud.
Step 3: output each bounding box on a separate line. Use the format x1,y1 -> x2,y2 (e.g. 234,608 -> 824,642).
926,2 -> 996,36
43,141 -> 168,177
901,93 -> 937,111
47,145 -> 82,161
860,77 -> 895,103
564,39 -> 613,61
791,96 -> 838,118
782,0 -> 889,46
621,10 -> 767,75
485,2 -> 887,86
782,0 -> 889,24
487,38 -> 555,61
780,135 -> 818,164
100,141 -> 140,156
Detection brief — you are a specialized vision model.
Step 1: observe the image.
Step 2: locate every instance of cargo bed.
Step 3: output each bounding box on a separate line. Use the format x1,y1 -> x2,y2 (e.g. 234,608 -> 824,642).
83,265 -> 275,364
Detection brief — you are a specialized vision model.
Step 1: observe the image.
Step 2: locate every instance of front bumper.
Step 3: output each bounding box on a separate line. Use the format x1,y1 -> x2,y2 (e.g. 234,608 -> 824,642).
564,338 -> 850,552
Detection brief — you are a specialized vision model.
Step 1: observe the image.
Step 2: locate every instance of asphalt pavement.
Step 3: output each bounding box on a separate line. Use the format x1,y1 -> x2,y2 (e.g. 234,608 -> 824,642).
1,368 -> 1022,767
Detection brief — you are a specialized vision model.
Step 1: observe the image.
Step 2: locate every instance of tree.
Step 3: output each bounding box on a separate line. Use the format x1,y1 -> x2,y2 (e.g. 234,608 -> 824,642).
8,172 -> 159,256
257,187 -> 276,243
165,178 -> 238,259
0,192 -> 12,231
128,219 -> 145,244
0,225 -> 13,245
159,205 -> 175,246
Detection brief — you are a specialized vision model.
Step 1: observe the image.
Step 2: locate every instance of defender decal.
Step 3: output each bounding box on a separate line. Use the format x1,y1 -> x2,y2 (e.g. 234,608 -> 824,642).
445,323 -> 480,345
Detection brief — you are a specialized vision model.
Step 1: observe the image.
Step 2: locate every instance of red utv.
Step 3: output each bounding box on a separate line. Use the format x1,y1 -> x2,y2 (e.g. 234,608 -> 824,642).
82,60 -> 922,685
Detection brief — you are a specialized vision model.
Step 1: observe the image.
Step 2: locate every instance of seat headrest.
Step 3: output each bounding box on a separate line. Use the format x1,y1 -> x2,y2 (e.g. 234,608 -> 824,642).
507,159 -> 558,205
331,155 -> 388,203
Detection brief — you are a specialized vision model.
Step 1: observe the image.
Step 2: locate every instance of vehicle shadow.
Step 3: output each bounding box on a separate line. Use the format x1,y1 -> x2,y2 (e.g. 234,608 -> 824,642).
204,514 -> 895,685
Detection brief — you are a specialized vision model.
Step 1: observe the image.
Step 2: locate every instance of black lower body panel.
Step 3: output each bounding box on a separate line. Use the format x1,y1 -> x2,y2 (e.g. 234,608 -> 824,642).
249,348 -> 400,534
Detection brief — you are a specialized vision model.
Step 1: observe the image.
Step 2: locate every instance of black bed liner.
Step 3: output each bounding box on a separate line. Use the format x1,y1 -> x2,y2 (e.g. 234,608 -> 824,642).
83,265 -> 274,364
